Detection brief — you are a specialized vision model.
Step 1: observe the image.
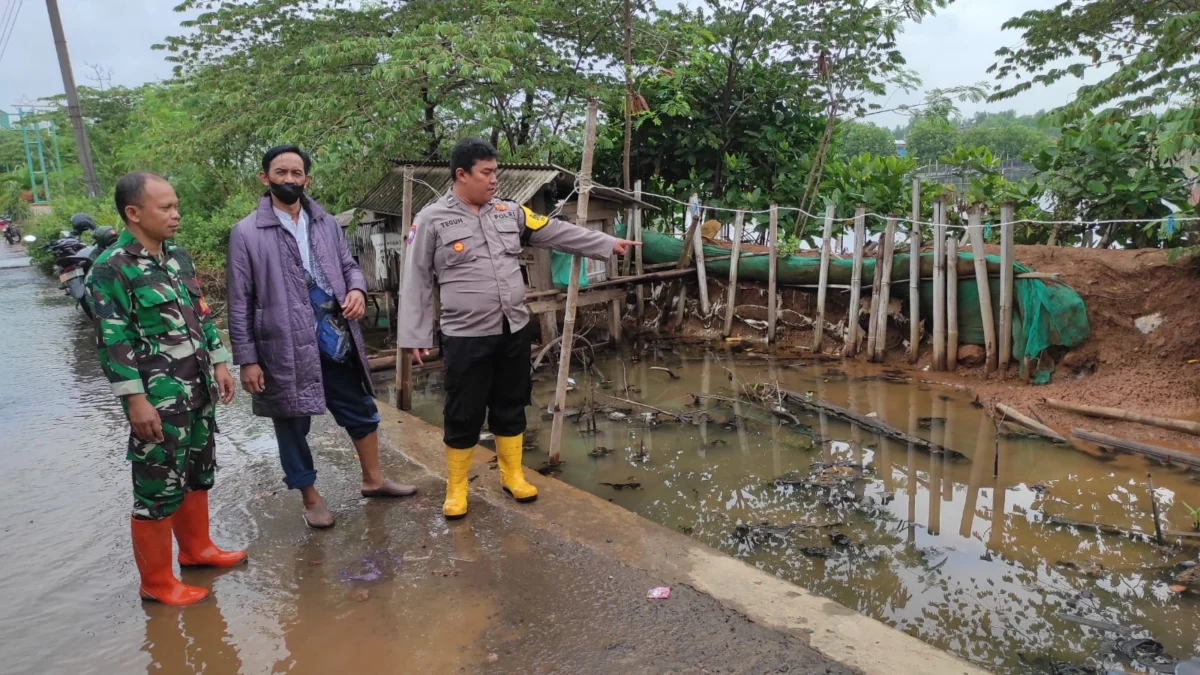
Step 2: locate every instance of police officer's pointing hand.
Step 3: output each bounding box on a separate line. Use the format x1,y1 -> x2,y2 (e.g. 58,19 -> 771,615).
612,239 -> 641,255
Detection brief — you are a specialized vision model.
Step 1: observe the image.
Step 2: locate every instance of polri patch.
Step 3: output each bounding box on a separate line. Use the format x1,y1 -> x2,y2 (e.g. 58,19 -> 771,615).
453,241 -> 465,252
407,224 -> 417,244
494,203 -> 508,211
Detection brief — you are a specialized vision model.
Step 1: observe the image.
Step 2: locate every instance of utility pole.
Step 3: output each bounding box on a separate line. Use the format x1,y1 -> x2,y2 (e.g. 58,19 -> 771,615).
622,0 -> 633,192
45,0 -> 99,198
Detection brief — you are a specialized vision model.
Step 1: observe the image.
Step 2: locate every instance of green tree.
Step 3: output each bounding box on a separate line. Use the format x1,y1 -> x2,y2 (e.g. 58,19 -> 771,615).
835,121 -> 897,159
1026,111 -> 1194,248
905,118 -> 960,164
990,2 -> 1200,115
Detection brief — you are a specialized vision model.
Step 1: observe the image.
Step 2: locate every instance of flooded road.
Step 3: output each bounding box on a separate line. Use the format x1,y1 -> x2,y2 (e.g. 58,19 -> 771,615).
408,342 -> 1200,674
0,246 -> 850,675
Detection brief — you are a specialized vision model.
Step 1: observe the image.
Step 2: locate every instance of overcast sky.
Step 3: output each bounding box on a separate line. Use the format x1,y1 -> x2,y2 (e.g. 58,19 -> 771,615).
0,0 -> 1085,124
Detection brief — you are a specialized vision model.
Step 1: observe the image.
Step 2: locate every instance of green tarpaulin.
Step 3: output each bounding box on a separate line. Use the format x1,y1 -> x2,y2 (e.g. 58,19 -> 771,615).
554,226 -> 1090,376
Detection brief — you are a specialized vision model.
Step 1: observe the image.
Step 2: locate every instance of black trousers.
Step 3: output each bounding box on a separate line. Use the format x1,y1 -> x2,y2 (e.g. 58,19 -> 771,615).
440,320 -> 533,449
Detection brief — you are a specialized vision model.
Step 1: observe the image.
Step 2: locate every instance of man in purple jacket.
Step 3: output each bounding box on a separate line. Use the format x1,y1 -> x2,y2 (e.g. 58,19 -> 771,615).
227,146 -> 416,529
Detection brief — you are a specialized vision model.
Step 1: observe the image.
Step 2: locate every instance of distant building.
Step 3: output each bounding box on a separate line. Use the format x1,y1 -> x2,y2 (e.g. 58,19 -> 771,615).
895,140 -> 907,157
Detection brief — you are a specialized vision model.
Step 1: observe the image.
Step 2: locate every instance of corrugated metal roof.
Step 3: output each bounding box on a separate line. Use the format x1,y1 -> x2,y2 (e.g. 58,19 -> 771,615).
359,160 -> 658,216
358,164 -> 561,217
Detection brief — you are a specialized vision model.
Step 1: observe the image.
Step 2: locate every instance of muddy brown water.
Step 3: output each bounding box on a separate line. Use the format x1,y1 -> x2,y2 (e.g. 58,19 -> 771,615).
1,248 -> 851,675
403,344 -> 1200,674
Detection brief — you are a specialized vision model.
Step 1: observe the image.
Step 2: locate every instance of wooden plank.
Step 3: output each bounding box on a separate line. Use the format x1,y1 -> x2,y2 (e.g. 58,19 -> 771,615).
865,219 -> 885,361
946,234 -> 958,371
549,100 -> 598,466
995,403 -> 1066,443
673,195 -> 700,329
999,202 -> 1014,368
967,206 -> 997,373
767,204 -> 779,344
813,204 -> 834,352
691,197 -> 710,315
1045,398 -> 1200,436
872,215 -> 897,362
909,178 -> 921,363
1071,428 -> 1200,470
528,287 -> 628,315
844,206 -> 866,357
634,180 -> 645,325
602,216 -> 622,344
723,210 -> 746,337
774,387 -> 961,457
932,199 -> 946,371
395,165 -> 414,411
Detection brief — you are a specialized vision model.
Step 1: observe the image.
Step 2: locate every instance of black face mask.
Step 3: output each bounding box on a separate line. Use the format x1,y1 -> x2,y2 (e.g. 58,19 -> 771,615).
269,181 -> 305,205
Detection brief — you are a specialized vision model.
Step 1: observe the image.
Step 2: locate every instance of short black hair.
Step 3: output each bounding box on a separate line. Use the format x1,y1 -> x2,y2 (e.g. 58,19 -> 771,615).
114,171 -> 166,223
449,137 -> 498,181
262,144 -> 312,175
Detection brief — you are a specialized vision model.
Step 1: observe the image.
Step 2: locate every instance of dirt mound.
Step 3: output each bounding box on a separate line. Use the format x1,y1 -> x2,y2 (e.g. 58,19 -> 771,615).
888,245 -> 1200,447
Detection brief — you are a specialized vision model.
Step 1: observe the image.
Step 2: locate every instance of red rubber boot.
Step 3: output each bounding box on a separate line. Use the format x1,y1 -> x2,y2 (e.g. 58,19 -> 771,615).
173,490 -> 247,568
131,517 -> 209,606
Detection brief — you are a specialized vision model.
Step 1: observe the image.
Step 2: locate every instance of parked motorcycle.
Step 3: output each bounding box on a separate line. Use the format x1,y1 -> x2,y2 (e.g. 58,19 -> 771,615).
0,215 -> 21,245
45,213 -> 117,318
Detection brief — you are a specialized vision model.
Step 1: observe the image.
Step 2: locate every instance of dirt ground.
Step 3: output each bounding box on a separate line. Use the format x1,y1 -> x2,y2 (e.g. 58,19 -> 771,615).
617,243 -> 1200,452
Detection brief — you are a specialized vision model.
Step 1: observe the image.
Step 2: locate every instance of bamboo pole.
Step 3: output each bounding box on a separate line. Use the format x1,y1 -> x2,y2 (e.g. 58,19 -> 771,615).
813,204 -> 834,352
968,205 -> 997,373
691,198 -> 710,315
723,211 -> 746,337
1071,428 -> 1200,470
872,215 -> 897,362
946,235 -> 958,371
908,179 -> 921,364
603,216 -> 622,345
995,403 -> 1067,443
844,206 -> 866,356
932,198 -> 946,371
548,100 -> 598,466
767,204 -> 779,343
1045,398 -> 1200,436
673,195 -> 699,330
634,180 -> 645,325
998,202 -> 1014,369
395,165 -> 415,411
865,221 -> 885,361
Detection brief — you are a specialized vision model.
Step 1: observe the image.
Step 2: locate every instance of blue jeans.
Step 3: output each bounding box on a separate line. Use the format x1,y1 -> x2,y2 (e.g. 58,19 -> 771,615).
272,356 -> 379,490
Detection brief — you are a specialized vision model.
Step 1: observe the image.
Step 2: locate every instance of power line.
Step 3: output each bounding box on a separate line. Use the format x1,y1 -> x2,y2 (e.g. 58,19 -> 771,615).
0,0 -> 25,69
0,1 -> 17,65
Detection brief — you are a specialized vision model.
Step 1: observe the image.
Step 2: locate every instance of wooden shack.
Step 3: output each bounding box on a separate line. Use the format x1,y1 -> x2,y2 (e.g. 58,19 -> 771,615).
354,159 -> 653,345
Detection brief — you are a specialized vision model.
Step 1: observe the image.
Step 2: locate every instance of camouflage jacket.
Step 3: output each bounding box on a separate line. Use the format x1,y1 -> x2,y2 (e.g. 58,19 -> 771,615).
86,229 -> 230,416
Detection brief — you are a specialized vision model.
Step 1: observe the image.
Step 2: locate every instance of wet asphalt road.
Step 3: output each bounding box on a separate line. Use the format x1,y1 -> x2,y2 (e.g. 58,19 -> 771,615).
0,243 -> 853,675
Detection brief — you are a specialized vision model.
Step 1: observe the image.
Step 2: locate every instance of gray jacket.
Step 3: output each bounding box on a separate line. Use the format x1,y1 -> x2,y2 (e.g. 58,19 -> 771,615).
226,194 -> 373,418
398,191 -> 616,347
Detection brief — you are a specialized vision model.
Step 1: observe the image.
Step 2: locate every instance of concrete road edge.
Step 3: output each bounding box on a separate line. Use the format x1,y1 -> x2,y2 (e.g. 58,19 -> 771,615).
377,404 -> 989,675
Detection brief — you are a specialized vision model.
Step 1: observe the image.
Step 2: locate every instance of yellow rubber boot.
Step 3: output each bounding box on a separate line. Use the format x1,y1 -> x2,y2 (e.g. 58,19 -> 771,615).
443,447 -> 473,519
495,434 -> 538,503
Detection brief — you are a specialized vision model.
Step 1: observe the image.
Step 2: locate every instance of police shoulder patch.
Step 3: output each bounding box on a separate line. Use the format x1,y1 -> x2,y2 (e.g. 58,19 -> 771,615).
520,205 -> 549,231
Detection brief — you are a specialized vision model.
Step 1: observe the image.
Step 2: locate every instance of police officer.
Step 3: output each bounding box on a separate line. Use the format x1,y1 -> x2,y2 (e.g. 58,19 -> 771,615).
87,171 -> 245,606
399,138 -> 639,519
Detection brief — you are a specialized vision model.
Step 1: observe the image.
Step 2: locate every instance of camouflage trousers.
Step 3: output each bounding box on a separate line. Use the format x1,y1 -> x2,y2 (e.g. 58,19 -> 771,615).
128,402 -> 217,520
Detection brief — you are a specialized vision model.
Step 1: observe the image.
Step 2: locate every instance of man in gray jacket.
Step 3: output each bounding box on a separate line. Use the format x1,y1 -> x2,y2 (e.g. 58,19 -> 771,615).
399,138 -> 638,519
228,145 -> 416,529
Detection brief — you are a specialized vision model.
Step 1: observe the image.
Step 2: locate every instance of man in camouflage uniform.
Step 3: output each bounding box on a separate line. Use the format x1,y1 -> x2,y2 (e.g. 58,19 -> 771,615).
87,171 -> 245,607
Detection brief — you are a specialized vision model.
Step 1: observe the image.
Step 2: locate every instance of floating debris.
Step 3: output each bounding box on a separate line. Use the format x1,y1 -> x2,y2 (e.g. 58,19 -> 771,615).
600,480 -> 641,490
918,417 -> 946,429
588,447 -> 614,458
798,546 -> 834,558
829,532 -> 853,547
775,461 -> 865,489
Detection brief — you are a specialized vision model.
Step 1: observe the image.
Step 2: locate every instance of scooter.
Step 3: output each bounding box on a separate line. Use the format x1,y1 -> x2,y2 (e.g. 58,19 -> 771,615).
0,216 -> 21,245
46,214 -> 117,318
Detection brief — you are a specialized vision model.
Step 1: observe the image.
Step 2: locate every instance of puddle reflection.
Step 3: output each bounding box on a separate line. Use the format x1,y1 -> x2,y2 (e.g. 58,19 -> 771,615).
409,346 -> 1200,674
